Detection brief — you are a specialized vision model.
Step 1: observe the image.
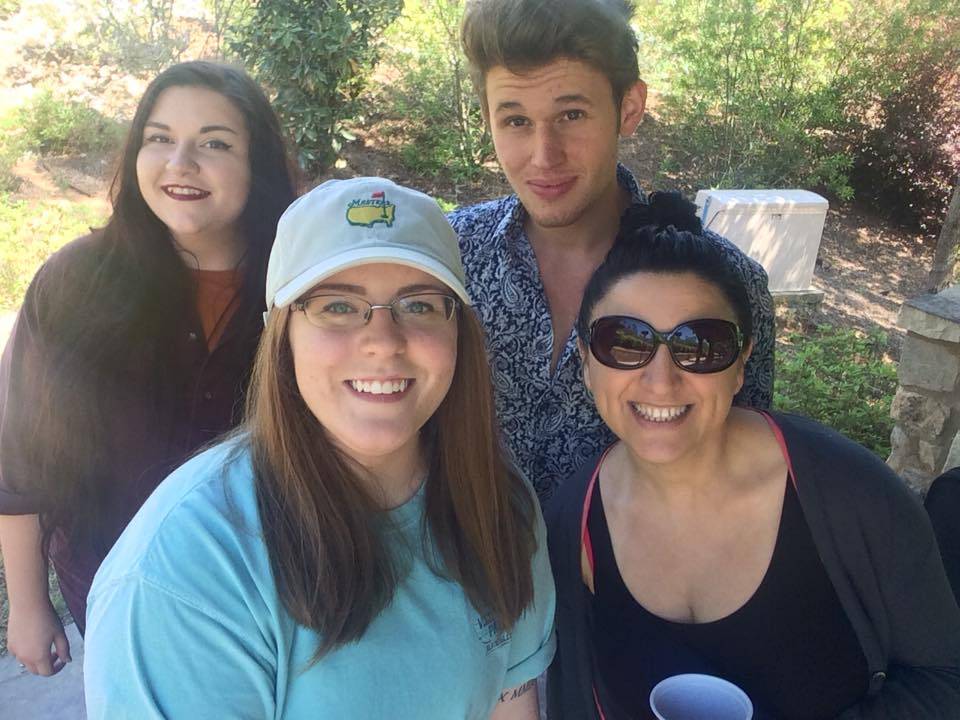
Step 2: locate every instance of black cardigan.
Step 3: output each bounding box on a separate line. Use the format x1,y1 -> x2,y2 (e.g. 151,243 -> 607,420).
545,411 -> 960,719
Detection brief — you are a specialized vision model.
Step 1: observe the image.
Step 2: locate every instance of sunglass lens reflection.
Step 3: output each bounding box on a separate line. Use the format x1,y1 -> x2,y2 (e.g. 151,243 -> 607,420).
595,318 -> 656,368
670,321 -> 738,371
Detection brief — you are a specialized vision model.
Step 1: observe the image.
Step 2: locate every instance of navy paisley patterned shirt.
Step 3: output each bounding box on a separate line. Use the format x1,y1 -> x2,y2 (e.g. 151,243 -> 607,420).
449,165 -> 774,502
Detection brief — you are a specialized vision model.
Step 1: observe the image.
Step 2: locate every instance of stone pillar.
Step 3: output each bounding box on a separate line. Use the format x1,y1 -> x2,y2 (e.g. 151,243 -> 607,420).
888,285 -> 960,493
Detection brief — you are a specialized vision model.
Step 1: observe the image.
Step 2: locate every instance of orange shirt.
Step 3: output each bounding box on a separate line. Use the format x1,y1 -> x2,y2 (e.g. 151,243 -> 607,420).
193,268 -> 242,351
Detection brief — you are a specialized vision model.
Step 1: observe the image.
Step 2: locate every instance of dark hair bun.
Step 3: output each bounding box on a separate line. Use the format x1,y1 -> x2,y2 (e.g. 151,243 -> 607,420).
623,190 -> 702,235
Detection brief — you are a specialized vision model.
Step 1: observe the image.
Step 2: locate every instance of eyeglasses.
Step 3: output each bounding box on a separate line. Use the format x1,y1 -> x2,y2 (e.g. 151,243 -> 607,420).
588,316 -> 743,373
293,292 -> 459,330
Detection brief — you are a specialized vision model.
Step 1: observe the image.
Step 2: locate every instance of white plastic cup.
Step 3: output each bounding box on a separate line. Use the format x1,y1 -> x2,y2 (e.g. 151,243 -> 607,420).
649,673 -> 753,720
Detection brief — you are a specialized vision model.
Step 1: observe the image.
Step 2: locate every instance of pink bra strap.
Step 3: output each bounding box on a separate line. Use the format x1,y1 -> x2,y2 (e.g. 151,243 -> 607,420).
756,410 -> 798,489
592,684 -> 608,720
580,446 -> 614,575
580,447 -> 615,719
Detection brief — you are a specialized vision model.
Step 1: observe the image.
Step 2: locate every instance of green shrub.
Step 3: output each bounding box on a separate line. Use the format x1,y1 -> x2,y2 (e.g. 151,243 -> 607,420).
0,150 -> 21,194
774,325 -> 898,457
635,0 -> 958,202
0,103 -> 26,192
849,49 -> 959,235
230,0 -> 403,171
19,90 -> 124,156
376,0 -> 492,181
637,0 -> 856,197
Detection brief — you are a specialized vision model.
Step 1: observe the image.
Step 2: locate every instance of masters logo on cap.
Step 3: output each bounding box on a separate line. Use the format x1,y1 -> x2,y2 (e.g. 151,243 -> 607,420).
346,191 -> 396,228
264,177 -> 471,318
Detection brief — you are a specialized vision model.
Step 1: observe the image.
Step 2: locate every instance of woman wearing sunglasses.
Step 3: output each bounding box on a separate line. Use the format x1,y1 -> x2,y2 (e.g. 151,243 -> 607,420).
84,178 -> 555,719
546,194 -> 960,720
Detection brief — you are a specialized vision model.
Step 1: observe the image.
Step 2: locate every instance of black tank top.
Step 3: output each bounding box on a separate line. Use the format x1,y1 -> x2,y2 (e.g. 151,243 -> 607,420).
588,477 -> 868,720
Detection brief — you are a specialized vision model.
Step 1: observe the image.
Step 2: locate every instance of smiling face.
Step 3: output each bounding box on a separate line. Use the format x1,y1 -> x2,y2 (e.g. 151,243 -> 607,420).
136,85 -> 251,263
485,58 -> 645,233
287,263 -> 458,472
581,272 -> 750,467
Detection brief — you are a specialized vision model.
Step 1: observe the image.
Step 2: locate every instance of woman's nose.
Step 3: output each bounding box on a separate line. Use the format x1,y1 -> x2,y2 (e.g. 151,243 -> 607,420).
166,143 -> 198,173
358,306 -> 406,355
638,342 -> 683,389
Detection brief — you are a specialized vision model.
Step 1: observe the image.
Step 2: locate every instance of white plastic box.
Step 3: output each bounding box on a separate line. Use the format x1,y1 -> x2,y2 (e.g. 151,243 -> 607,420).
693,189 -> 828,295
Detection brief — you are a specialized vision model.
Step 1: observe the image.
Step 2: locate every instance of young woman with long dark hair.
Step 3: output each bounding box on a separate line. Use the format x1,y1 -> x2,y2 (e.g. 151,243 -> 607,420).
0,60 -> 296,675
83,178 -> 555,719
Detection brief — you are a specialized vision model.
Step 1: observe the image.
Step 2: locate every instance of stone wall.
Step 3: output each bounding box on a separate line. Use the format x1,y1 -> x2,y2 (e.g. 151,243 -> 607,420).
888,285 -> 960,493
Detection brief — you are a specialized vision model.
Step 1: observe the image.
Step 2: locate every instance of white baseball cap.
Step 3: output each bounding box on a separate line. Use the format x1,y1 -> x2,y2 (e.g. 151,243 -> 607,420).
265,177 -> 470,317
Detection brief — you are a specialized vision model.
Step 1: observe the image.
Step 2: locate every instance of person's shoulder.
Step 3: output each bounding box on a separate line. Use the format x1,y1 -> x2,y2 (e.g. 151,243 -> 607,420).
928,467 -> 960,504
25,231 -> 109,305
772,411 -> 879,459
39,231 -> 109,275
770,411 -> 909,502
90,436 -> 261,595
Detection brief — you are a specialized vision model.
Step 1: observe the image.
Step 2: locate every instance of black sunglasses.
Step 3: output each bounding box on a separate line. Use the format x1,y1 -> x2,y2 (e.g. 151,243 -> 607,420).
588,316 -> 743,373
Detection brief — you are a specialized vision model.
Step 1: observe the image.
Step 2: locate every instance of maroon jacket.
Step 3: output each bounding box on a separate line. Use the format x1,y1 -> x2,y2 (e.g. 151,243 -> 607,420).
0,235 -> 261,633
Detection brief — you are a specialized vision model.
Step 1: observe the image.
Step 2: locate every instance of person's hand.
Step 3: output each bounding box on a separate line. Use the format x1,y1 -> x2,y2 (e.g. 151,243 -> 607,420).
6,599 -> 71,676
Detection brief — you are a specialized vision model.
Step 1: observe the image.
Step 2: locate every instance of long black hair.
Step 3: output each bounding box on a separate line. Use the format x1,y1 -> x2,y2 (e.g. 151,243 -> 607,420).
577,191 -> 754,344
19,61 -> 297,556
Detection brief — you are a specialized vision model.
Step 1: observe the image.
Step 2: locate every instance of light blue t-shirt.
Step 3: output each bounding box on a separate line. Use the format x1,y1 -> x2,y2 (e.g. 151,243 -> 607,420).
84,439 -> 556,719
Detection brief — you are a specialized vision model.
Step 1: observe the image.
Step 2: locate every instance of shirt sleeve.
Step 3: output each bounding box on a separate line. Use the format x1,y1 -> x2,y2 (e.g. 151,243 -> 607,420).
84,573 -> 278,720
839,462 -> 960,720
0,279 -> 49,514
501,501 -> 558,690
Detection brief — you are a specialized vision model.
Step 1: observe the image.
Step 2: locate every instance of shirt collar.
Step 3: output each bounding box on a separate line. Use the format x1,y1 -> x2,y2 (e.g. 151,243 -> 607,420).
617,162 -> 646,205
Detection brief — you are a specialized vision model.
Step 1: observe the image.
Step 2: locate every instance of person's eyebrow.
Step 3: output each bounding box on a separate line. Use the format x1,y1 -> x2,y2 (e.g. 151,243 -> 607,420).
312,283 -> 366,294
199,125 -> 238,135
142,121 -> 238,135
493,100 -> 525,114
396,283 -> 448,295
555,94 -> 593,106
311,282 -> 448,296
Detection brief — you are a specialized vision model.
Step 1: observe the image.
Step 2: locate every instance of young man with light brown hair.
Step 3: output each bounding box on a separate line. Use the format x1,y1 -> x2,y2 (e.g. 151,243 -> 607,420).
449,0 -> 774,502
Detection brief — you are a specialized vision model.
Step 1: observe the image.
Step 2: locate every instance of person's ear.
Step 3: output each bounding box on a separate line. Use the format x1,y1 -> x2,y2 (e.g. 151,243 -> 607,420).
618,80 -> 647,138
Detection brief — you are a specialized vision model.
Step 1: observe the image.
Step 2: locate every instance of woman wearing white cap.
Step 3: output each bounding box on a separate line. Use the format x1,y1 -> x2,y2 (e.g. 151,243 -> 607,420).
83,177 -> 556,719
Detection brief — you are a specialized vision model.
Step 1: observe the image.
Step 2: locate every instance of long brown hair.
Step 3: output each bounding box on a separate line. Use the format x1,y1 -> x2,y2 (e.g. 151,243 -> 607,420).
10,61 -> 297,556
246,303 -> 537,659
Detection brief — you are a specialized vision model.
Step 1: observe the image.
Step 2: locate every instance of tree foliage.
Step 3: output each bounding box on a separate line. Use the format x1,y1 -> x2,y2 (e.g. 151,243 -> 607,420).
96,0 -> 191,74
231,0 -> 402,171
635,0 -> 960,210
849,46 -> 959,235
376,0 -> 492,182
